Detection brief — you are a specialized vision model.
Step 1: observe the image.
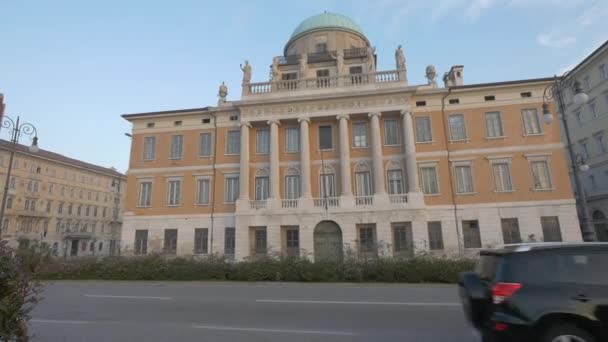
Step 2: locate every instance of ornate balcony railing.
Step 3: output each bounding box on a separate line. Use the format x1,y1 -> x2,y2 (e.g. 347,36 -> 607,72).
313,197 -> 340,208
389,194 -> 408,204
307,50 -> 336,63
343,47 -> 368,59
278,54 -> 300,65
281,199 -> 298,208
245,69 -> 402,96
355,196 -> 374,207
249,200 -> 267,210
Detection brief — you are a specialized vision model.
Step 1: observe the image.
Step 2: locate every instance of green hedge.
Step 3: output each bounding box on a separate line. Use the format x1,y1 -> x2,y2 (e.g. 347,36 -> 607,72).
38,254 -> 475,283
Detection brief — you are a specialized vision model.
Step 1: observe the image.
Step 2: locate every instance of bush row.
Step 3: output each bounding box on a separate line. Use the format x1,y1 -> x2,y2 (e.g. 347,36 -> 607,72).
38,254 -> 475,283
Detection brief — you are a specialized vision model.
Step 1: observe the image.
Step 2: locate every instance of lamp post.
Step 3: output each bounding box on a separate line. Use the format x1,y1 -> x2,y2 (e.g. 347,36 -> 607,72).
0,115 -> 39,239
542,74 -> 596,241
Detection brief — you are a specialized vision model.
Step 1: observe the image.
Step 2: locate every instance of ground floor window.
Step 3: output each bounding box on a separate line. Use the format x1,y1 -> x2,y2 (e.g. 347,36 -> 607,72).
194,228 -> 209,254
253,227 -> 267,255
224,227 -> 235,256
541,216 -> 562,242
357,224 -> 377,258
501,218 -> 522,244
427,222 -> 444,250
164,229 -> 178,255
284,226 -> 299,257
391,222 -> 413,257
462,220 -> 481,249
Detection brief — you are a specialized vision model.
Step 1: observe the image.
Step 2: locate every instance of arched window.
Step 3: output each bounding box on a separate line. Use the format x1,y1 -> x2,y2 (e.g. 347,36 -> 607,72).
284,167 -> 300,199
354,162 -> 372,197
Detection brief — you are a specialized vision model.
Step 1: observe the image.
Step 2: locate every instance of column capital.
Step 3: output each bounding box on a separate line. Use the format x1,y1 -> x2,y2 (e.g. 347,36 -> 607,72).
368,112 -> 382,118
297,117 -> 311,124
267,119 -> 281,126
240,122 -> 252,128
400,110 -> 412,117
336,114 -> 350,121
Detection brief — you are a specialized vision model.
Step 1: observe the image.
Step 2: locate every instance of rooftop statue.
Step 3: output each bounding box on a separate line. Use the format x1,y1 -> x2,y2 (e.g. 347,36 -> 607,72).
218,81 -> 228,105
426,65 -> 438,88
240,60 -> 252,84
395,45 -> 406,70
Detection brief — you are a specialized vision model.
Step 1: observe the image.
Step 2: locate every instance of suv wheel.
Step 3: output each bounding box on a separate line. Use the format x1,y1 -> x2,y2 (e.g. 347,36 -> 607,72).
543,323 -> 596,342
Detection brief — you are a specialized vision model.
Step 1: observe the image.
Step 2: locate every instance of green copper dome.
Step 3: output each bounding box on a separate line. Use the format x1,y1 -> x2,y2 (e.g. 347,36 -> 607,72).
285,13 -> 368,52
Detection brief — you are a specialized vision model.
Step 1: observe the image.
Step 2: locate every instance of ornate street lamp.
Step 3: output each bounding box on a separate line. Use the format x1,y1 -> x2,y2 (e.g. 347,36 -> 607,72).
0,115 -> 39,239
542,74 -> 596,241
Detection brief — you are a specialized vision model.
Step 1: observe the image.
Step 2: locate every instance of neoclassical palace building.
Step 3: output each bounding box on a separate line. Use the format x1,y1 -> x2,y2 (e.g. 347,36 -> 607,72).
122,13 -> 581,260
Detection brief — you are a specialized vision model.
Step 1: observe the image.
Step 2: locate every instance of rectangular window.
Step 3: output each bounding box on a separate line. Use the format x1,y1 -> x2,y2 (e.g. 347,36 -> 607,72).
392,222 -> 413,256
522,109 -> 542,135
199,133 -> 212,157
492,162 -> 513,192
256,128 -> 270,154
285,127 -> 300,152
455,164 -> 474,193
448,114 -> 467,141
255,176 -> 269,201
138,182 -> 152,207
485,112 -> 504,137
285,227 -> 299,257
170,135 -> 184,159
319,125 -> 333,150
134,229 -> 148,255
352,122 -> 368,147
584,75 -> 591,90
224,175 -> 239,203
226,130 -> 240,155
463,220 -> 482,249
541,216 -> 562,242
501,218 -> 522,244
196,178 -> 210,205
384,119 -> 400,145
355,171 -> 372,196
415,117 -> 432,142
358,224 -> 377,257
163,229 -> 178,255
420,165 -> 439,194
428,222 -> 444,250
194,228 -> 209,254
167,179 -> 181,206
224,227 -> 236,256
387,170 -> 404,194
143,136 -> 156,161
254,228 -> 267,255
580,140 -> 590,159
320,173 -> 336,198
600,64 -> 607,80
284,175 -> 300,199
595,134 -> 606,153
531,160 -> 552,190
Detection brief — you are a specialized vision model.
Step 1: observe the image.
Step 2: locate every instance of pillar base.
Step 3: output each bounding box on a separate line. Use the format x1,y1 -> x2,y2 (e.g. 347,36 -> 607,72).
340,195 -> 355,209
236,198 -> 250,212
407,191 -> 425,208
373,193 -> 390,207
298,197 -> 314,211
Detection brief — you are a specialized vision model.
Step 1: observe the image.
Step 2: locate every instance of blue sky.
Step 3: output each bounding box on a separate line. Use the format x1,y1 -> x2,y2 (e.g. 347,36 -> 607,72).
1,0 -> 607,172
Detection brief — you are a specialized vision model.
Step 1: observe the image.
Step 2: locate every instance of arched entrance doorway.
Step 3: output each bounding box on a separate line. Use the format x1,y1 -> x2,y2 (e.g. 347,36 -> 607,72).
593,210 -> 608,242
314,221 -> 343,262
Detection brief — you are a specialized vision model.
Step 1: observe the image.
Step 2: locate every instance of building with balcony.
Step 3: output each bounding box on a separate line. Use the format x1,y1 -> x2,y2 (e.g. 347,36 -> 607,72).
0,139 -> 126,257
559,40 -> 608,241
121,12 -> 581,260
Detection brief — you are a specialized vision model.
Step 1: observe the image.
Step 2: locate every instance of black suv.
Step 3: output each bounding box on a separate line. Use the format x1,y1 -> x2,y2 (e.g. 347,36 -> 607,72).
459,243 -> 608,342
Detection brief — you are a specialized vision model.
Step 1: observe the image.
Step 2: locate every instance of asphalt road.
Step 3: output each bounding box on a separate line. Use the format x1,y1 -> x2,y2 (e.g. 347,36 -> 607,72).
31,281 -> 479,342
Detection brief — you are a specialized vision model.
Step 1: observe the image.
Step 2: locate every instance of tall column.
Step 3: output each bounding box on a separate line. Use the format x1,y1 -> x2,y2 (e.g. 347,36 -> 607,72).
268,119 -> 281,199
298,118 -> 312,198
238,122 -> 251,200
401,111 -> 421,192
337,115 -> 352,196
369,112 -> 386,195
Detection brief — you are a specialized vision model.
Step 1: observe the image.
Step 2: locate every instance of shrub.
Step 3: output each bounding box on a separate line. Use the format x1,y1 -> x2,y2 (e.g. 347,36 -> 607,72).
38,253 -> 475,284
0,241 -> 46,342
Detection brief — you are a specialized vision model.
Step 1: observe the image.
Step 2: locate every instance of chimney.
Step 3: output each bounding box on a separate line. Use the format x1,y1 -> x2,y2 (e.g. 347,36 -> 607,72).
442,65 -> 464,87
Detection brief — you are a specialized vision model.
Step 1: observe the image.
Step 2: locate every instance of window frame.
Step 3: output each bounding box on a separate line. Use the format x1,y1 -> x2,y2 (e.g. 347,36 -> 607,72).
415,116 -> 433,143
284,126 -> 300,153
255,128 -> 270,154
166,178 -> 182,206
195,177 -> 211,205
194,228 -> 209,254
452,160 -> 475,194
143,136 -> 156,161
419,163 -> 440,195
489,158 -> 514,192
526,155 -> 554,191
521,108 -> 543,136
169,134 -> 184,160
318,124 -> 334,151
352,121 -> 369,148
386,169 -> 404,195
428,222 -> 444,250
448,113 -> 468,141
223,174 -> 240,203
199,132 -> 213,157
225,130 -> 241,155
383,119 -> 401,146
137,180 -> 153,208
484,111 -> 505,138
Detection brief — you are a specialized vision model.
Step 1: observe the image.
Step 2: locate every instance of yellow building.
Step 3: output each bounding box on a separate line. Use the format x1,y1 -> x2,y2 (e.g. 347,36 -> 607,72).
122,13 -> 580,260
0,139 -> 126,257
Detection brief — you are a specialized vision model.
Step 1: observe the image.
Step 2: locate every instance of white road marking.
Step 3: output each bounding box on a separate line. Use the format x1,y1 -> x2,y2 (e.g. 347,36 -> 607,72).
256,299 -> 460,306
31,319 -> 89,325
192,325 -> 358,336
84,294 -> 172,300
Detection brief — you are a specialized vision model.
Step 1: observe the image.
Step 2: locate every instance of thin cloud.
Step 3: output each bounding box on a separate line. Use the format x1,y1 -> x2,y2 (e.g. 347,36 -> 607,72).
537,33 -> 577,48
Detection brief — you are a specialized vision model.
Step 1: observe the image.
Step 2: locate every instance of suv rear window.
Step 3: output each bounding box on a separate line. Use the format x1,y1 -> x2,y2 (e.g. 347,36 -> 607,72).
501,251 -> 608,285
476,254 -> 501,281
